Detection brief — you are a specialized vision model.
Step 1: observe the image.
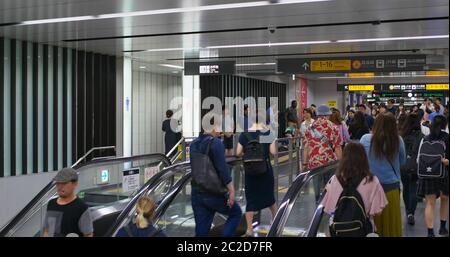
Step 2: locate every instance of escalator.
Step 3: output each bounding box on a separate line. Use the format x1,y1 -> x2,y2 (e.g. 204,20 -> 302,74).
107,157 -> 249,237
267,161 -> 339,237
108,157 -> 331,237
0,153 -> 173,237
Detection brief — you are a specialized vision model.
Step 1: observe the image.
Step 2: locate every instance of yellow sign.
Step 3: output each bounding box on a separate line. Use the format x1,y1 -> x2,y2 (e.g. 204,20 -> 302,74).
348,85 -> 375,91
348,72 -> 375,78
311,60 -> 351,72
328,100 -> 337,108
426,71 -> 449,76
426,84 -> 449,90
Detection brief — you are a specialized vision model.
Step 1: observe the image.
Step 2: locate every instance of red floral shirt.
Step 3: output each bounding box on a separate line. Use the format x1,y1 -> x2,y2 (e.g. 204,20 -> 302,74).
303,116 -> 342,169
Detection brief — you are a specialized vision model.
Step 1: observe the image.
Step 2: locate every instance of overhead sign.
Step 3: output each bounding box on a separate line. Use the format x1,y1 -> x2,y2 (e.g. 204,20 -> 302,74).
426,83 -> 449,90
337,84 -> 379,91
384,84 -> 427,91
122,168 -> 140,193
277,55 -> 427,73
338,83 -> 449,92
348,85 -> 375,91
184,61 -> 236,75
348,72 -> 375,77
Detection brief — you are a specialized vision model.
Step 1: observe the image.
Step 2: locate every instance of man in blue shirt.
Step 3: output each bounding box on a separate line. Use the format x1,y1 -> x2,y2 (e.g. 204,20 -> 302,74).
428,104 -> 441,122
190,124 -> 242,237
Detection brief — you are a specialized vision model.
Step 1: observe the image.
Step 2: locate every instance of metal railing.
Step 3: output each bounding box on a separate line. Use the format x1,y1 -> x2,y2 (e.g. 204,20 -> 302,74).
72,146 -> 116,168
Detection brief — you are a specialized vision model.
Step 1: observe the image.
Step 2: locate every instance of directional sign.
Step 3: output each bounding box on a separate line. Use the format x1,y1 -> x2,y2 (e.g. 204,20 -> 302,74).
278,55 -> 427,74
184,61 -> 236,75
338,83 -> 449,92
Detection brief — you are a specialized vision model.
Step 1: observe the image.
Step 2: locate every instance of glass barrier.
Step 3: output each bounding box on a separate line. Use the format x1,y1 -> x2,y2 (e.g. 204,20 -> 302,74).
2,154 -> 171,237
150,161 -> 246,237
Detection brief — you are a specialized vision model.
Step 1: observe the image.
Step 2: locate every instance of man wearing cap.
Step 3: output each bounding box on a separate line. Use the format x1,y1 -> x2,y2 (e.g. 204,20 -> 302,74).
302,105 -> 343,202
43,168 -> 93,237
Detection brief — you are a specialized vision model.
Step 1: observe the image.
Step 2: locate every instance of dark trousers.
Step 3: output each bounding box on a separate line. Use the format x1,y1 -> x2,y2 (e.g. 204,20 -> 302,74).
401,172 -> 418,215
192,191 -> 242,237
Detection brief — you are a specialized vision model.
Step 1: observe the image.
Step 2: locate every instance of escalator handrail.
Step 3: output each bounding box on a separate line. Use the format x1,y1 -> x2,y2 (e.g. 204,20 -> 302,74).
0,153 -> 171,237
109,157 -> 244,236
266,161 -> 339,237
106,162 -> 192,236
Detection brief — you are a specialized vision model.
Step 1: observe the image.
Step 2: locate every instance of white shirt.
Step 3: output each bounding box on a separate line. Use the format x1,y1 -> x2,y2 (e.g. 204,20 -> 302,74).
300,119 -> 315,136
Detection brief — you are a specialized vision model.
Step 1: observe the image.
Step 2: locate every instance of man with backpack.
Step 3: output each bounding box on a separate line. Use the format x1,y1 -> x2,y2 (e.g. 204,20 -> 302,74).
190,123 -> 242,237
416,115 -> 449,237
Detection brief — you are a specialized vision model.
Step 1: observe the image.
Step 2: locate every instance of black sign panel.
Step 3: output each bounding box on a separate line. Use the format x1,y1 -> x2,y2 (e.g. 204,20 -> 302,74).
184,61 -> 236,75
338,83 -> 449,92
382,83 -> 427,91
278,55 -> 427,74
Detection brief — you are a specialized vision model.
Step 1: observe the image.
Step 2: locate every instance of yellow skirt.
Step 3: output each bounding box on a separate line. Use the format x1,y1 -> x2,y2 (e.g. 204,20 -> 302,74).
374,188 -> 402,237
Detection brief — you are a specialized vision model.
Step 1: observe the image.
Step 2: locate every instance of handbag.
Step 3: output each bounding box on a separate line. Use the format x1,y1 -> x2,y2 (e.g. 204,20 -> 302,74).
190,137 -> 228,196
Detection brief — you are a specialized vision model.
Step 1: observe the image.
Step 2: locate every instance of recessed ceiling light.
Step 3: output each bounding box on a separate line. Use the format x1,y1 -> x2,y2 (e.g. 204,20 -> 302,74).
336,35 -> 449,43
15,0 -> 332,26
139,66 -> 147,69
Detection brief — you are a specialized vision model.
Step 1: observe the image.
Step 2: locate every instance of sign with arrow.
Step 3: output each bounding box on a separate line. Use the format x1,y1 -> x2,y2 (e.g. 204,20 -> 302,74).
277,55 -> 427,74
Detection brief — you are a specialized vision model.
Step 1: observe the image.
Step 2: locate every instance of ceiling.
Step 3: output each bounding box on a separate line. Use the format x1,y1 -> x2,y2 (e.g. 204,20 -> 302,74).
0,0 -> 448,75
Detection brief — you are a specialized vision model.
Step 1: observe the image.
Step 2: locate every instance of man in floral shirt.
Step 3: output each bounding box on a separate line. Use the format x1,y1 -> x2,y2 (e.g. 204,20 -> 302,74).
302,105 -> 343,203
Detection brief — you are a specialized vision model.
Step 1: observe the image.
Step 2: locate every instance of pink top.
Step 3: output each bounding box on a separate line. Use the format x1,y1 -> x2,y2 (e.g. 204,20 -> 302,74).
322,175 -> 388,217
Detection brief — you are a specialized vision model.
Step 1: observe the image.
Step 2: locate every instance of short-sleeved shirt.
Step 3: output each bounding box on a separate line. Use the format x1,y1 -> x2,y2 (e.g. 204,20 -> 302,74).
323,175 -> 388,217
286,107 -> 298,123
116,222 -> 166,237
303,116 -> 342,169
44,197 -> 93,237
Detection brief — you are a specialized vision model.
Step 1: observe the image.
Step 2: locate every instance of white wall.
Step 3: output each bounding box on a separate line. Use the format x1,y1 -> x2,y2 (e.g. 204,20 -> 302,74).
132,70 -> 182,155
0,171 -> 57,228
308,80 -> 345,112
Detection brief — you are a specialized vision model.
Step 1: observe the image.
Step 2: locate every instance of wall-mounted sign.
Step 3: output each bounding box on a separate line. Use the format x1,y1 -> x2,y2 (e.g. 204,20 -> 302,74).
122,168 -> 140,193
327,100 -> 337,108
95,169 -> 110,185
144,166 -> 159,183
277,55 -> 427,74
184,61 -> 236,75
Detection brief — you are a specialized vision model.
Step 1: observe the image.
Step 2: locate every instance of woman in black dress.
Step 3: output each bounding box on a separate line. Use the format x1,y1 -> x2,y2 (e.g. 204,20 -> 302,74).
162,110 -> 181,156
236,109 -> 277,237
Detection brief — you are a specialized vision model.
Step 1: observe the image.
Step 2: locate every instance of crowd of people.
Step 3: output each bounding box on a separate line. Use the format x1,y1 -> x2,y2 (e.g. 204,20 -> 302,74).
43,97 -> 448,238
292,97 -> 449,237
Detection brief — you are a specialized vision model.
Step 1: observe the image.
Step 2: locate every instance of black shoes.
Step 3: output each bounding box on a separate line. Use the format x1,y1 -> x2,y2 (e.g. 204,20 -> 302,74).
407,214 -> 415,226
439,227 -> 449,236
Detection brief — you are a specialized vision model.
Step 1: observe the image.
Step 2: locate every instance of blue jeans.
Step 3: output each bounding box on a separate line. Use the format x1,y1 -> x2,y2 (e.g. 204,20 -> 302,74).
191,190 -> 242,237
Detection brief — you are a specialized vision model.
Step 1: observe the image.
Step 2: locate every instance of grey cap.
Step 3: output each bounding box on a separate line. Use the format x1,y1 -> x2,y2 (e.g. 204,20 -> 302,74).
316,105 -> 332,116
54,167 -> 78,183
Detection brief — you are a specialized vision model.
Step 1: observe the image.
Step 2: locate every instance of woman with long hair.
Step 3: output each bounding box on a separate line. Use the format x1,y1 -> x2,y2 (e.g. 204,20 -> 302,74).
322,142 -> 388,235
330,111 -> 350,146
360,113 -> 406,237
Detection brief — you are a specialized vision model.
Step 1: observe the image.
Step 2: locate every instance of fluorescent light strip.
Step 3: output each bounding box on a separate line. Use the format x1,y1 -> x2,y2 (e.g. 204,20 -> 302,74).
17,0 -> 331,26
160,64 -> 184,69
236,62 -> 276,66
337,35 -> 449,43
319,74 -> 449,79
207,40 -> 332,49
138,34 -> 448,52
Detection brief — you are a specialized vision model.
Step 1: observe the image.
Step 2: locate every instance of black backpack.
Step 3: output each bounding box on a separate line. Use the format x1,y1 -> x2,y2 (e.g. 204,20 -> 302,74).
242,133 -> 268,176
417,136 -> 447,179
329,179 -> 373,237
401,131 -> 423,175
190,137 -> 228,195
